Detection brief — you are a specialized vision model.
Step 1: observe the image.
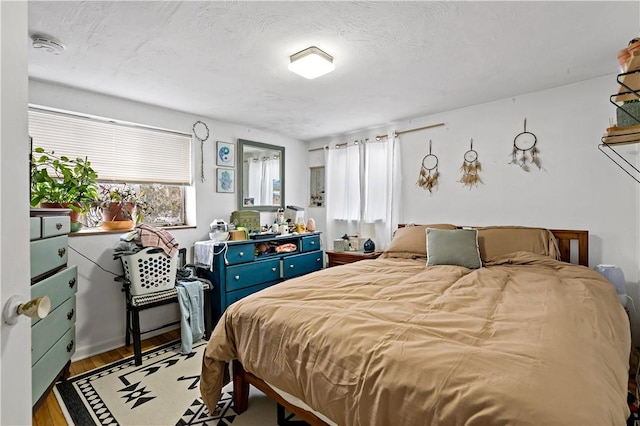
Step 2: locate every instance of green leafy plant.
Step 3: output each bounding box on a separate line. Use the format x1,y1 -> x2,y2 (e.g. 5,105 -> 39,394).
30,147 -> 99,214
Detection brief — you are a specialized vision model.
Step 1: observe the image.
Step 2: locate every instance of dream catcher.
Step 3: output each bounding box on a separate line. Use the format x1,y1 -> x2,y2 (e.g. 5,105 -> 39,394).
417,140 -> 440,193
510,118 -> 540,171
459,138 -> 483,188
193,120 -> 210,182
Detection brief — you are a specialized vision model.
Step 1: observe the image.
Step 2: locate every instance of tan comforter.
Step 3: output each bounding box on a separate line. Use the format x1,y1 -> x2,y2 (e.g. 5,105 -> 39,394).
201,252 -> 630,425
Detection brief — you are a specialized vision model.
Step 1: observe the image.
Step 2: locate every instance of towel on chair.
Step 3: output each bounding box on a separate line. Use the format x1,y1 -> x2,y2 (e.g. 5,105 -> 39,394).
176,280 -> 205,354
135,224 -> 179,257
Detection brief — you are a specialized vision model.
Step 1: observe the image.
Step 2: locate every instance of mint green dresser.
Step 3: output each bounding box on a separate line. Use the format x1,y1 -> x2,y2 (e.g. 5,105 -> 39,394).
30,210 -> 77,409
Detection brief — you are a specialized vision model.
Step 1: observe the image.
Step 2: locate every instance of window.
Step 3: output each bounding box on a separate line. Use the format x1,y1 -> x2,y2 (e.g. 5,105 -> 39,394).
29,107 -> 192,227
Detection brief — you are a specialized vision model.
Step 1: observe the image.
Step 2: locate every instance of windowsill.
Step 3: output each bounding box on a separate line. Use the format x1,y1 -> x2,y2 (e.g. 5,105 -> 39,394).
69,224 -> 196,237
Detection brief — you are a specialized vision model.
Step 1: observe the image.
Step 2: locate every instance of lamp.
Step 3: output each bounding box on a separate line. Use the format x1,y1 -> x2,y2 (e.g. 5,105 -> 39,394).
594,264 -> 627,306
288,46 -> 335,80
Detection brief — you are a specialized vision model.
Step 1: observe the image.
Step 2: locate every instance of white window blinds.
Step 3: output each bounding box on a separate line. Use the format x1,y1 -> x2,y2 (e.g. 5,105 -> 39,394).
29,109 -> 192,185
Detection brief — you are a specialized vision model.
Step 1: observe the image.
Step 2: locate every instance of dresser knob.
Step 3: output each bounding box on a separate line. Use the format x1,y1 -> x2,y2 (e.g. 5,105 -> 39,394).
289,265 -> 294,269
67,309 -> 75,321
69,277 -> 76,288
239,252 -> 244,257
58,247 -> 66,257
66,340 -> 74,352
56,223 -> 63,230
311,241 -> 315,245
234,275 -> 240,280
317,258 -> 321,262
272,267 -> 277,272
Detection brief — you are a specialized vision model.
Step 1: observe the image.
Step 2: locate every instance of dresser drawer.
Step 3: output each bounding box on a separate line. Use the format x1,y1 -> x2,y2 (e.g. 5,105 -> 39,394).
226,282 -> 273,307
30,217 -> 41,240
301,235 -> 321,252
42,216 -> 70,238
283,251 -> 323,279
225,243 -> 255,265
32,326 -> 75,406
31,266 -> 77,324
32,296 -> 76,365
30,235 -> 68,279
226,258 -> 280,292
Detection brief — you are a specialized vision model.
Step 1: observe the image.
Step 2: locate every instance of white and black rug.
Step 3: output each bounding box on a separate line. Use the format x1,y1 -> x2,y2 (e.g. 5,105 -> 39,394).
54,340 -> 277,425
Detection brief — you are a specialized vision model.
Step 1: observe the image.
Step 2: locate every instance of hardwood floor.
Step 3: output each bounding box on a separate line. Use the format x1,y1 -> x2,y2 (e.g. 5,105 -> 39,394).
32,329 -> 181,426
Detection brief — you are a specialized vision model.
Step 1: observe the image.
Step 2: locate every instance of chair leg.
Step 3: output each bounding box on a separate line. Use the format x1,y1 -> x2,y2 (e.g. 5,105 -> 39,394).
204,288 -> 213,339
125,302 -> 131,347
132,308 -> 142,366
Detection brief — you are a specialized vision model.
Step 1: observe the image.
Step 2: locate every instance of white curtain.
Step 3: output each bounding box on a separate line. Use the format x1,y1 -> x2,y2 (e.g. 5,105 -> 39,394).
247,157 -> 280,205
325,131 -> 401,250
325,144 -> 361,246
364,132 -> 401,249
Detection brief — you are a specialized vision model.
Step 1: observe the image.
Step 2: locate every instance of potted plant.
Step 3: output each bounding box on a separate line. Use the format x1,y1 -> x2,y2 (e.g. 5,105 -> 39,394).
98,183 -> 148,230
30,147 -> 99,230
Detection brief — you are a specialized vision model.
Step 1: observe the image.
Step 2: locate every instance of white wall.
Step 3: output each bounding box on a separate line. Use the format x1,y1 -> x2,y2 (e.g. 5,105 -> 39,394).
29,80 -> 309,359
310,75 -> 640,339
0,2 -> 32,424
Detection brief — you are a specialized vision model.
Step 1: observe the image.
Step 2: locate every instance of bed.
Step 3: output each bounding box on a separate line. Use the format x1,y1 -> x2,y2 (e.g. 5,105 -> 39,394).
200,225 -> 630,425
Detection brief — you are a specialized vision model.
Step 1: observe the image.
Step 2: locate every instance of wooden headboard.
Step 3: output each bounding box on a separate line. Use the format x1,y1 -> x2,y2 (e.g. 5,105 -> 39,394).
397,225 -> 589,267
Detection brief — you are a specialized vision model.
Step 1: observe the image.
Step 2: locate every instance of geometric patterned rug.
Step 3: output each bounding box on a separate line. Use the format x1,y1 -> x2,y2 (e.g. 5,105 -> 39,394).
54,340 -> 277,425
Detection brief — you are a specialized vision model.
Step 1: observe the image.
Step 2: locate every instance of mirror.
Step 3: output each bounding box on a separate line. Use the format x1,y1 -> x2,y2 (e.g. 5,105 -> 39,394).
237,139 -> 285,211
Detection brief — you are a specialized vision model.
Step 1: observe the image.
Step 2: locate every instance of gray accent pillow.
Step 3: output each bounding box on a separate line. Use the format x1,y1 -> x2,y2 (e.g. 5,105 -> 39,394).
426,228 -> 482,269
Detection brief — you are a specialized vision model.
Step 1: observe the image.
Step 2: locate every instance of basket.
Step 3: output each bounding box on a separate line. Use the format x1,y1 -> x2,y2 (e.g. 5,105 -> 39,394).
121,247 -> 178,295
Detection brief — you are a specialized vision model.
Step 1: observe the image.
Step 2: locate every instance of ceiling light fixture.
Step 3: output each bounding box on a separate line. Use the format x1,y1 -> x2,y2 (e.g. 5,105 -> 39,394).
31,34 -> 65,55
288,46 -> 335,80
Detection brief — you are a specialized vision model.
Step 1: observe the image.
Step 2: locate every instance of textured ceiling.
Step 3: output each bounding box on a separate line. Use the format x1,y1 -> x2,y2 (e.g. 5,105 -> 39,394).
28,1 -> 638,141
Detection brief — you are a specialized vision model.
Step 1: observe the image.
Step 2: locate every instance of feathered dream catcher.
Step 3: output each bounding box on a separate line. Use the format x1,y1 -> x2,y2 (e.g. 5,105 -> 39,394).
459,138 -> 483,188
510,118 -> 540,171
417,140 -> 439,193
193,120 -> 210,182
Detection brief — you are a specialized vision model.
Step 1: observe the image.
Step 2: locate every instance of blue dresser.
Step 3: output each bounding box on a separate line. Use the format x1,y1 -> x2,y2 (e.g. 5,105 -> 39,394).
199,232 -> 323,322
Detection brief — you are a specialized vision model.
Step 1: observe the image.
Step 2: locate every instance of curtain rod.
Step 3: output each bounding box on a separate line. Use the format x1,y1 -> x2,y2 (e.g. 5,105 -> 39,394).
307,122 -> 445,152
375,122 -> 445,140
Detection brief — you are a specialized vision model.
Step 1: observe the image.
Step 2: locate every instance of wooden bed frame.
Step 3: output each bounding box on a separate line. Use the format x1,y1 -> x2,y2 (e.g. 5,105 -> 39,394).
231,227 -> 590,425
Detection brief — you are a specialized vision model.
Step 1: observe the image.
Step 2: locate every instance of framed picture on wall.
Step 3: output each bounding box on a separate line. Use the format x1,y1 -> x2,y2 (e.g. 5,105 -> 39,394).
216,168 -> 235,193
216,141 -> 235,167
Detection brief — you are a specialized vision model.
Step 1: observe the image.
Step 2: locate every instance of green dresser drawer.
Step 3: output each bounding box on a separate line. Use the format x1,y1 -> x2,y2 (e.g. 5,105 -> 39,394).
301,234 -> 321,252
31,266 -> 77,324
226,258 -> 280,292
30,217 -> 41,240
42,216 -> 70,238
225,243 -> 255,265
282,251 -> 323,280
32,296 -> 75,365
30,235 -> 68,279
226,282 -> 273,307
32,326 -> 75,406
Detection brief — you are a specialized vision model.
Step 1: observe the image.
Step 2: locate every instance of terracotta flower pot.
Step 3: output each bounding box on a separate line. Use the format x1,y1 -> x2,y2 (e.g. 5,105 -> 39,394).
101,202 -> 136,222
39,202 -> 81,223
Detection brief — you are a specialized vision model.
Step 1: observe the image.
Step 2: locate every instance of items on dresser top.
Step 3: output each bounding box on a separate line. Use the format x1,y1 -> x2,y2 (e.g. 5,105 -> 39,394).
196,232 -> 323,323
30,209 -> 77,409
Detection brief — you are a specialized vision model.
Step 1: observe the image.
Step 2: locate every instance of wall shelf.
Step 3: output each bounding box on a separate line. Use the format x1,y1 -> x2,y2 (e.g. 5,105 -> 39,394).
600,51 -> 640,183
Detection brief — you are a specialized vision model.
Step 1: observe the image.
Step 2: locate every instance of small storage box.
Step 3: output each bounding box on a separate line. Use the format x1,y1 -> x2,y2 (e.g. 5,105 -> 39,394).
230,210 -> 261,232
121,247 -> 178,295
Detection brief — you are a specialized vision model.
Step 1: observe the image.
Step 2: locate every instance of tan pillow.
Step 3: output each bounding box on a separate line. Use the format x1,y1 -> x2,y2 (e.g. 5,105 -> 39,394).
380,224 -> 457,259
475,226 -> 560,262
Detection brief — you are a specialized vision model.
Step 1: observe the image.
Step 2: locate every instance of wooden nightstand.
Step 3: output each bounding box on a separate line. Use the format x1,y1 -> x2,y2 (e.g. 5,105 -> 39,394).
326,250 -> 381,267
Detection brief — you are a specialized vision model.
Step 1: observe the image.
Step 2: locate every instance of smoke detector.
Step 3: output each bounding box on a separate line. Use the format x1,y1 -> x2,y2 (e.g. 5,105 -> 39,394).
31,34 -> 65,55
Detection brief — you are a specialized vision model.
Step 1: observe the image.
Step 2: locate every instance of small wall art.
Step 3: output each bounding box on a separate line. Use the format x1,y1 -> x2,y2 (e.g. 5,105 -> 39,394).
216,141 -> 235,167
459,138 -> 483,188
216,168 -> 235,193
510,118 -> 541,171
417,140 -> 439,193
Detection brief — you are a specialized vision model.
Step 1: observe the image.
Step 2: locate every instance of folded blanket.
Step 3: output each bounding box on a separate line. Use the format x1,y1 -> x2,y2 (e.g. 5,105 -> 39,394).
135,224 -> 179,257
